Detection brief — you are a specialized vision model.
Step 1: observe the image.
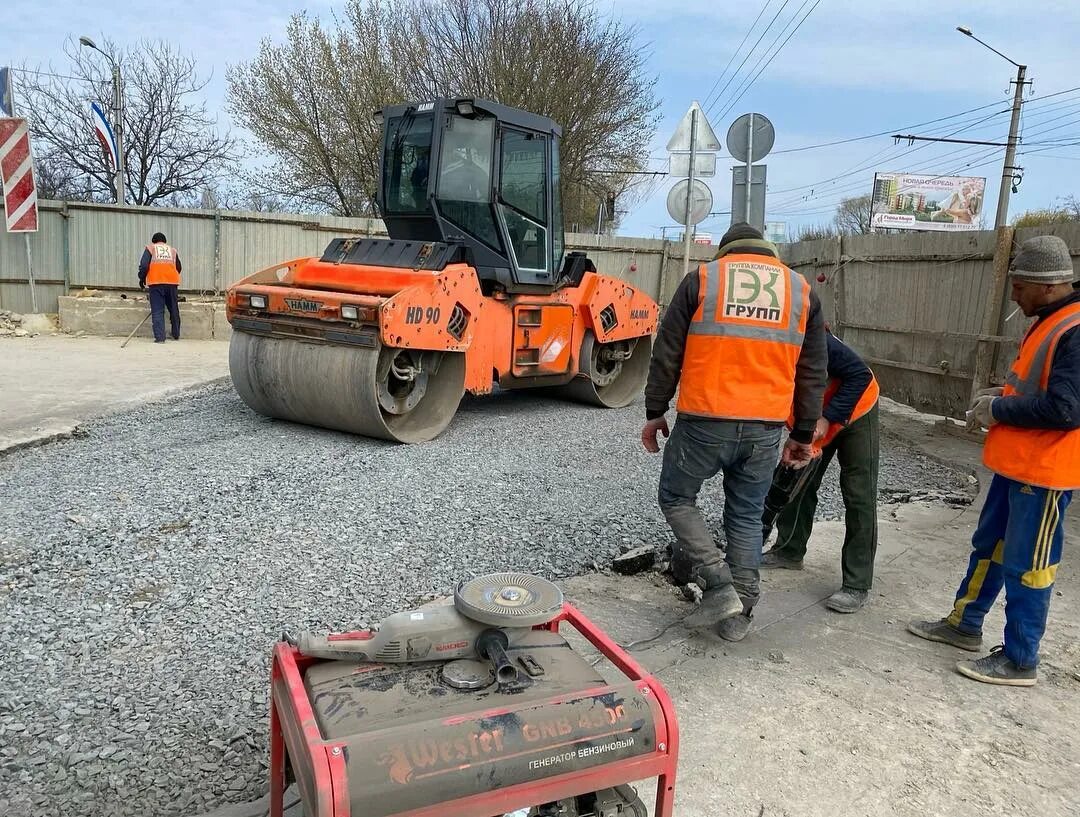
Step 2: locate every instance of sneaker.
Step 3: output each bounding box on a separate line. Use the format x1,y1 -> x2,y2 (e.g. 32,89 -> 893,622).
906,617 -> 983,652
760,549 -> 803,570
684,584 -> 743,629
716,612 -> 753,642
825,588 -> 869,613
956,646 -> 1037,687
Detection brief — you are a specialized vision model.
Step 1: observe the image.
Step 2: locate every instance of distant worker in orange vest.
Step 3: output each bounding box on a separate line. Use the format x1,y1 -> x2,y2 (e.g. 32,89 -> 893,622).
641,222 -> 828,642
761,328 -> 881,613
138,232 -> 182,343
909,235 -> 1080,686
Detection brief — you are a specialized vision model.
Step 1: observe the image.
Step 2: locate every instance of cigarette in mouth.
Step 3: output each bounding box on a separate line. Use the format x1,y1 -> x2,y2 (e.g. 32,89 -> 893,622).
1006,305 -> 1022,321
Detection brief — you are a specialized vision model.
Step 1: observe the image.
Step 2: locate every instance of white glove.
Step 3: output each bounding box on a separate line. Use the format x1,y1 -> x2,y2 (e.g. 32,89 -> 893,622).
976,386 -> 1004,398
965,394 -> 998,430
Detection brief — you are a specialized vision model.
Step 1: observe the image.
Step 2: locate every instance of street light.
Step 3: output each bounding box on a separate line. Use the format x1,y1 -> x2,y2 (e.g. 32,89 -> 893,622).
79,34 -> 124,205
956,25 -> 1026,229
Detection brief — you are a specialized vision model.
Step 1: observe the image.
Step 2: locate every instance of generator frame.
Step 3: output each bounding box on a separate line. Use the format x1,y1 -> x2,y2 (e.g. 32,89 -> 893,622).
268,602 -> 679,817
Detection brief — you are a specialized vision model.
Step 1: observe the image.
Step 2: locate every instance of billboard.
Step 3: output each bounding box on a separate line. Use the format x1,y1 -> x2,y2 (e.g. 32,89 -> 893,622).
869,173 -> 985,232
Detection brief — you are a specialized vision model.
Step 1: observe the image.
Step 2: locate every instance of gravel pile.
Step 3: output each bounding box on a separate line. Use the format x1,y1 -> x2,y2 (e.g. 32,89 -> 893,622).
0,383 -> 973,816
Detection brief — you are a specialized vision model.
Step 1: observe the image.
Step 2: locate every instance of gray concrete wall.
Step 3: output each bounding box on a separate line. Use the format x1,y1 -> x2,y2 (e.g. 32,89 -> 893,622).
58,296 -> 220,340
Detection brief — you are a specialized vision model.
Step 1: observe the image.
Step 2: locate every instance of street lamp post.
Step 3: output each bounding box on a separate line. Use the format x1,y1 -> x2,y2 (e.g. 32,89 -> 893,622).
956,26 -> 1026,229
79,36 -> 124,205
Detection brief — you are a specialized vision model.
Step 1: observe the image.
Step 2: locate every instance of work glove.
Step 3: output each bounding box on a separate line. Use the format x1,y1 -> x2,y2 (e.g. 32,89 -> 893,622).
965,394 -> 998,430
641,417 -> 670,453
976,386 -> 1004,398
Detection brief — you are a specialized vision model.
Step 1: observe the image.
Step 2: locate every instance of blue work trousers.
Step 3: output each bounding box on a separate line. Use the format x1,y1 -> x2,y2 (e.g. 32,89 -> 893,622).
148,284 -> 180,342
948,474 -> 1072,668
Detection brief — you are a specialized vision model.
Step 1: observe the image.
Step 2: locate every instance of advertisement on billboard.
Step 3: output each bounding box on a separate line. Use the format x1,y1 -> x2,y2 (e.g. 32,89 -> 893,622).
869,173 -> 986,232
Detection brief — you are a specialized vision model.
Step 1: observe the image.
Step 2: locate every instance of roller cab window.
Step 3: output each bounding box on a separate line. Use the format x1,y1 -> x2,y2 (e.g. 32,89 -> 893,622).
383,113 -> 434,215
436,115 -> 501,251
499,130 -> 549,275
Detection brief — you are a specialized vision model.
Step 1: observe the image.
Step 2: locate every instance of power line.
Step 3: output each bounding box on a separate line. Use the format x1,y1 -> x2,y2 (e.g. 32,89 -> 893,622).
701,0 -> 776,113
10,67 -> 92,83
704,0 -> 794,119
717,0 -> 824,123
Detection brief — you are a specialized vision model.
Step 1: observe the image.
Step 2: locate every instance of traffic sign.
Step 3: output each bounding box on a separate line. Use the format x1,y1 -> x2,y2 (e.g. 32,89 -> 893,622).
667,101 -> 721,152
726,113 -> 775,164
670,153 -> 717,178
0,118 -> 38,233
666,179 -> 713,226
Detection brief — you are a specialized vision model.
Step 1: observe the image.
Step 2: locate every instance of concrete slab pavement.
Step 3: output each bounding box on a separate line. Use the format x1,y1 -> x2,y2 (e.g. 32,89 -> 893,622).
0,335 -> 229,454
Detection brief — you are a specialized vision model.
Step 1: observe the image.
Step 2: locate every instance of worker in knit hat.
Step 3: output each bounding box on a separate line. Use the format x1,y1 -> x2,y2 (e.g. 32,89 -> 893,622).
909,233 -> 1080,687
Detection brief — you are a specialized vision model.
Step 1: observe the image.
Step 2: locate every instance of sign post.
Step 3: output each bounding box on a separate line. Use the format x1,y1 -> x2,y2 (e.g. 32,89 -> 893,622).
667,101 -> 721,280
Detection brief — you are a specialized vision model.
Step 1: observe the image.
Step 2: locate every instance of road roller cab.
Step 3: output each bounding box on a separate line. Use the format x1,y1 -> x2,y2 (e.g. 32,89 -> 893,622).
226,98 -> 659,443
378,98 -> 568,294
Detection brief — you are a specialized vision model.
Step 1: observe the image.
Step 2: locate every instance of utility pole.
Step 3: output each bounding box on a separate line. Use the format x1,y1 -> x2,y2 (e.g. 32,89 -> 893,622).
80,36 -> 124,205
744,113 -> 754,224
956,26 -> 1027,229
111,60 -> 124,205
996,63 -> 1026,230
681,107 -> 698,281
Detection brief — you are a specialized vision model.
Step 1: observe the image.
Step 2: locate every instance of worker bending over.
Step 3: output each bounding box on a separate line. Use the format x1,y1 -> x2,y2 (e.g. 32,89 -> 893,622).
761,328 -> 880,613
138,232 -> 182,343
909,235 -> 1080,686
642,222 -> 827,642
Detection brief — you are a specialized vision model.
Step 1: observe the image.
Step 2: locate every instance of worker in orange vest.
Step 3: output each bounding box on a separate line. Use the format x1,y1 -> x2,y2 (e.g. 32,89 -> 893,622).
138,232 -> 182,343
760,328 -> 881,613
909,235 -> 1080,686
641,222 -> 828,642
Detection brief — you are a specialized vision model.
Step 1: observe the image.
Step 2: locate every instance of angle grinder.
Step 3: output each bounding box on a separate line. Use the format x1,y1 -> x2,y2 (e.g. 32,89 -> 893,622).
293,573 -> 564,687
761,457 -> 822,543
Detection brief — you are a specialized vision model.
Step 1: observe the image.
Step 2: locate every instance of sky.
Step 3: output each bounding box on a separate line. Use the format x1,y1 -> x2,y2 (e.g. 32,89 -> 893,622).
6,0 -> 1080,240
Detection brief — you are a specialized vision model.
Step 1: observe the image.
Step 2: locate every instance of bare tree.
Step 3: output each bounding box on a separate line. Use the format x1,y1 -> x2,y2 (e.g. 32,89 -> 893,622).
795,223 -> 838,242
18,38 -> 237,206
227,0 -> 660,225
833,194 -> 873,235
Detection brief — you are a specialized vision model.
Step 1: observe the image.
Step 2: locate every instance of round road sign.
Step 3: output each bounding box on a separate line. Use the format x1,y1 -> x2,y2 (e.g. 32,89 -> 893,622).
726,113 -> 775,163
666,179 -> 713,226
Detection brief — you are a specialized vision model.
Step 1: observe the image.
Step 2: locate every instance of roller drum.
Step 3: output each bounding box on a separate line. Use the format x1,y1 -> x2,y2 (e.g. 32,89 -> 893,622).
229,331 -> 465,444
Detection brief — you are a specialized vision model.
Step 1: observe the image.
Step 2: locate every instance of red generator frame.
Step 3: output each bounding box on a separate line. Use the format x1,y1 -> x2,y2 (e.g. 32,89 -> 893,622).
268,602 -> 679,817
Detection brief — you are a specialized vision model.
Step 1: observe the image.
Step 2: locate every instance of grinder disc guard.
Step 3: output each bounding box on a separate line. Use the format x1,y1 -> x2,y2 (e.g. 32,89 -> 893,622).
454,573 -> 563,627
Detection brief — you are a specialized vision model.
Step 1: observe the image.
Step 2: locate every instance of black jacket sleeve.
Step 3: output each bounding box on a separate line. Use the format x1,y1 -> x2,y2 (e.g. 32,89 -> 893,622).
789,290 -> 828,442
138,249 -> 151,286
822,333 -> 874,426
175,253 -> 182,275
993,326 -> 1080,430
644,272 -> 700,420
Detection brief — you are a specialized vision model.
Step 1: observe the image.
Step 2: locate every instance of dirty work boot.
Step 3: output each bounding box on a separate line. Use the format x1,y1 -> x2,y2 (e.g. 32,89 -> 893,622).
906,617 -> 983,652
683,584 -> 743,629
956,647 -> 1036,687
760,549 -> 803,570
825,588 -> 869,613
716,612 -> 753,642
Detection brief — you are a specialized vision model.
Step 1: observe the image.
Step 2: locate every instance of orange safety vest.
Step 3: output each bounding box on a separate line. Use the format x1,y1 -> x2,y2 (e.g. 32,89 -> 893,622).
677,254 -> 811,422
983,301 -> 1080,490
145,243 -> 180,286
812,371 -> 880,450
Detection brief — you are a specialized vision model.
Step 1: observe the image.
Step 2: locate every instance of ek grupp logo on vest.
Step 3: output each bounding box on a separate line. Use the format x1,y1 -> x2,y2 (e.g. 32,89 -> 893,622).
724,262 -> 785,323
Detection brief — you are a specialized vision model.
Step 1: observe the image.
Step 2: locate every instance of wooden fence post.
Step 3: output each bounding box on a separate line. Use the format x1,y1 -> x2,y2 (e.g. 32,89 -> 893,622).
969,226 -> 1014,403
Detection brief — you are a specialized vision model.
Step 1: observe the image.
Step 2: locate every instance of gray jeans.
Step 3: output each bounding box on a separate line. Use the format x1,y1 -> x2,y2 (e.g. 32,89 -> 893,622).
659,416 -> 782,607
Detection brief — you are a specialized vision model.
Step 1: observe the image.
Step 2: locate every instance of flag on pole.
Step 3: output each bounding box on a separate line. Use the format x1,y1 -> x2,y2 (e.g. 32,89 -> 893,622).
91,100 -> 118,171
0,68 -> 13,117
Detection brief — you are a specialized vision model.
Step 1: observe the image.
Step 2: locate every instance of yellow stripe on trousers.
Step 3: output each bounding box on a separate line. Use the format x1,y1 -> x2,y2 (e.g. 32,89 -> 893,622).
949,540 -> 1005,624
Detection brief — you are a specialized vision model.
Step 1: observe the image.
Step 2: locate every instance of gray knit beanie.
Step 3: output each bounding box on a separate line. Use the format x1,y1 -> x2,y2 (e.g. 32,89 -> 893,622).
1010,235 -> 1076,284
